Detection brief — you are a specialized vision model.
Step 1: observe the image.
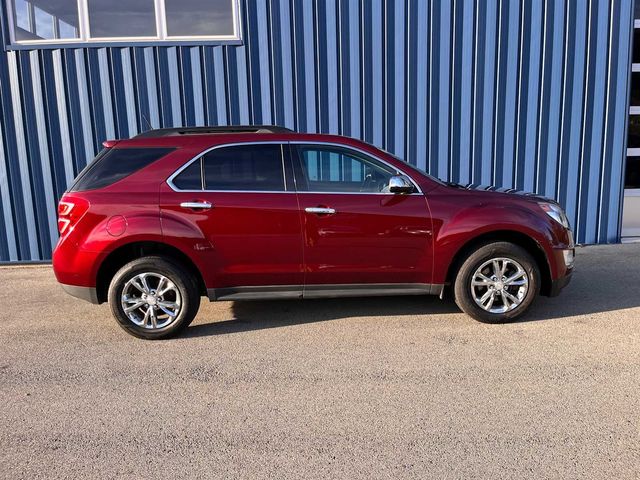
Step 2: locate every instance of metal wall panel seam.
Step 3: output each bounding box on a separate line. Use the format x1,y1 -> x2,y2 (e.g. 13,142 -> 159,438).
97,49 -> 115,139
256,0 -> 273,125
143,48 -> 160,129
0,115 -> 17,260
325,0 -> 339,135
501,0 -> 520,187
277,0 -> 295,129
584,0 -> 611,243
213,47 -> 228,124
542,0 -> 565,199
414,0 -> 428,171
523,0 -> 543,193
482,0 -> 497,186
438,0 -> 451,180
51,49 -> 75,186
190,47 -> 205,126
73,49 -> 95,165
28,50 -> 58,251
120,49 -> 139,135
458,0 -> 474,184
348,0 -> 360,138
7,51 -> 38,259
166,47 -> 182,127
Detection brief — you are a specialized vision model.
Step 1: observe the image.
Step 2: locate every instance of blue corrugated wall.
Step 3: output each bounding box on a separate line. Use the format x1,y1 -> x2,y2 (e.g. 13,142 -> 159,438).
0,0 -> 634,261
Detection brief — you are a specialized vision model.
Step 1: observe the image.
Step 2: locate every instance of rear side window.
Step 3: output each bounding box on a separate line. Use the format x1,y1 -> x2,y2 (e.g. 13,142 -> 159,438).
172,158 -> 203,190
202,144 -> 284,191
71,147 -> 174,192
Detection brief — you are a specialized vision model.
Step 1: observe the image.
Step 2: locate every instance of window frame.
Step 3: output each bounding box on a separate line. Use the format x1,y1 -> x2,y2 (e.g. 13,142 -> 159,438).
4,0 -> 242,49
167,142 -> 289,193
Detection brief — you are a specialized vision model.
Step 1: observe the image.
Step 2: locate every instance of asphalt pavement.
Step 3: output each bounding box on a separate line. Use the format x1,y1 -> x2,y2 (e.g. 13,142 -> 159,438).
1,244 -> 639,479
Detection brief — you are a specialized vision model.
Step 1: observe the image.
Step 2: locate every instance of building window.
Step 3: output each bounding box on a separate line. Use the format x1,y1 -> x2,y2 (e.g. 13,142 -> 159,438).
6,0 -> 241,47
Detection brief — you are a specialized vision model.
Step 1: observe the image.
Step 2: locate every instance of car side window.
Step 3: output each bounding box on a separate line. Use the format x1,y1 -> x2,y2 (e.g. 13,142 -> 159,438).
203,144 -> 285,191
296,146 -> 395,193
172,158 -> 203,190
171,144 -> 286,191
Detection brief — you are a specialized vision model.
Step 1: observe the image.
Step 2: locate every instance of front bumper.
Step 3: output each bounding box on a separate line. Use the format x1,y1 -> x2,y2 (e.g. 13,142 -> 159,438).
60,283 -> 100,304
548,269 -> 573,297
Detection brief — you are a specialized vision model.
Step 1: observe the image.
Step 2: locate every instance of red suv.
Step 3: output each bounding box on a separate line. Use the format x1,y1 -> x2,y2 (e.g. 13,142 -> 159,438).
53,126 -> 574,339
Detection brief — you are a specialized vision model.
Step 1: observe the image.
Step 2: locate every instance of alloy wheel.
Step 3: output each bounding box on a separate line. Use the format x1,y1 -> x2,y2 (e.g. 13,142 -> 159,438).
470,257 -> 529,314
120,272 -> 182,329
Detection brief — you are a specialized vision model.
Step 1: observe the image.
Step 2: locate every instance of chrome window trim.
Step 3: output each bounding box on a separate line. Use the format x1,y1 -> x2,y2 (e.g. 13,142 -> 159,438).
167,140 -> 425,195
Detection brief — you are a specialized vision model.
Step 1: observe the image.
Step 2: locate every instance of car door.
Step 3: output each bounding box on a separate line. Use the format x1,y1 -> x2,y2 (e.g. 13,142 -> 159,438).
291,144 -> 433,291
160,142 -> 304,296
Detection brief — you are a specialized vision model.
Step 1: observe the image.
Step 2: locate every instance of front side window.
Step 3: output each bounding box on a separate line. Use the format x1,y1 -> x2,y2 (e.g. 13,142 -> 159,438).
6,0 -> 240,47
296,146 -> 396,193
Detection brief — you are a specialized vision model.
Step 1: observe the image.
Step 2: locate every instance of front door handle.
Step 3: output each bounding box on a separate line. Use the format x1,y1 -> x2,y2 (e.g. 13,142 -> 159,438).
305,207 -> 336,215
180,201 -> 212,210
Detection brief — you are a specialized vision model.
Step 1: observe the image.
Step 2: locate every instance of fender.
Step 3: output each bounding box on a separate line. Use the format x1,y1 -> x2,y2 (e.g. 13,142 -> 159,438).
429,199 -> 559,284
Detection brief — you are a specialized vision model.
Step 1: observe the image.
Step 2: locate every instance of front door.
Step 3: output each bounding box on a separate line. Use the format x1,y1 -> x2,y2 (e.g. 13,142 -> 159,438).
291,144 -> 433,289
160,143 -> 304,294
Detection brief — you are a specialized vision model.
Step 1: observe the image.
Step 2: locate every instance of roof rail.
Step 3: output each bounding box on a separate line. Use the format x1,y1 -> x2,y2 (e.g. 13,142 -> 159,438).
134,125 -> 294,138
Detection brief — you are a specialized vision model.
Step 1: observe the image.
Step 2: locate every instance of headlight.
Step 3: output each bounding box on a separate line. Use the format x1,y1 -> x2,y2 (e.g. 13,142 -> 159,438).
538,202 -> 570,229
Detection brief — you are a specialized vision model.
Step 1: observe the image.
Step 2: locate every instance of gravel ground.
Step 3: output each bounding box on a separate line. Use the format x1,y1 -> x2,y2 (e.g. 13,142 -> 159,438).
1,244 -> 639,479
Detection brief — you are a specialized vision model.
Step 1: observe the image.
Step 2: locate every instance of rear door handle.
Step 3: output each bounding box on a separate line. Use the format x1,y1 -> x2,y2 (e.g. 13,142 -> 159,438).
180,201 -> 212,210
305,207 -> 336,215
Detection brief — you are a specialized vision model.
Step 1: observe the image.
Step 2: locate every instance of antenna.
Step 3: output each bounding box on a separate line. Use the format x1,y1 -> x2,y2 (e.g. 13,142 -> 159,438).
141,113 -> 153,133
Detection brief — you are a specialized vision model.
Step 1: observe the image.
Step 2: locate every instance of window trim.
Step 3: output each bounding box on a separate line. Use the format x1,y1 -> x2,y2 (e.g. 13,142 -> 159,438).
167,141 -> 423,195
5,0 -> 242,49
167,142 -> 289,193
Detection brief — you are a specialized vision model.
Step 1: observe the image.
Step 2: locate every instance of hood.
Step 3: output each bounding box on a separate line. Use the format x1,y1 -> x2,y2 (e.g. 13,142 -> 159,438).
443,181 -> 556,204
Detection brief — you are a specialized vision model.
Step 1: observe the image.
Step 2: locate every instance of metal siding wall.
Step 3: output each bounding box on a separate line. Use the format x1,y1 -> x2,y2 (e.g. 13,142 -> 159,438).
0,0 -> 633,261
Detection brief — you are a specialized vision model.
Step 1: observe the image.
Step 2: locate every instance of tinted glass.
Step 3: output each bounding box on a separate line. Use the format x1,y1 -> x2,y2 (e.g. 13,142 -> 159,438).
626,157 -> 640,189
629,116 -> 640,149
71,147 -> 173,192
173,159 -> 203,190
634,29 -> 640,63
297,146 -> 395,193
631,72 -> 640,106
88,0 -> 156,38
165,0 -> 235,37
12,0 -> 79,41
203,145 -> 284,191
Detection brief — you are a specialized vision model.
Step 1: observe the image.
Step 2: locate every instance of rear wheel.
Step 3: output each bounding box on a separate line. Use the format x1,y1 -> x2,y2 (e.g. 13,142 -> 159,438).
108,256 -> 200,339
454,242 -> 540,323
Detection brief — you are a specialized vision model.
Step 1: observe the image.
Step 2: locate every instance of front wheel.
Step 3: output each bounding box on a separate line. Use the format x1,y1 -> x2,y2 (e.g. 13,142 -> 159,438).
108,256 -> 201,339
454,242 -> 540,323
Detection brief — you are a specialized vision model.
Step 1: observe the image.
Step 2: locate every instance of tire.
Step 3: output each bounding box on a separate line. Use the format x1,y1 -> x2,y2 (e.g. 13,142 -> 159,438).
108,256 -> 201,339
453,241 -> 540,323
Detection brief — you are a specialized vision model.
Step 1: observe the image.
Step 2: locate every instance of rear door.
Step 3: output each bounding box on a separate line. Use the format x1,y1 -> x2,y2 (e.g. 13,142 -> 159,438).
291,144 -> 433,288
160,143 -> 304,294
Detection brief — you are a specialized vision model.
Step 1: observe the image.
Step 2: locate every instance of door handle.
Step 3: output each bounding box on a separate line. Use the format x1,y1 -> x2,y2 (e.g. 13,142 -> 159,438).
180,201 -> 212,210
305,207 -> 336,215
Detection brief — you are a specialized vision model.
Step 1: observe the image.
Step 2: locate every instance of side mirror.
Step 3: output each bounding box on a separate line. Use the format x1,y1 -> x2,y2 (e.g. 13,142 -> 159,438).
388,175 -> 415,194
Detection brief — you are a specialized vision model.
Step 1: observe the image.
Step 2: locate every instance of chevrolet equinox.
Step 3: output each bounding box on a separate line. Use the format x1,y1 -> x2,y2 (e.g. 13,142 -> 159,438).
53,126 -> 574,339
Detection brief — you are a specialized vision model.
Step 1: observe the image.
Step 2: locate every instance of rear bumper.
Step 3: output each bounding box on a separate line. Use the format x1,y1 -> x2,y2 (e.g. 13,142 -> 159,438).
548,269 -> 573,297
60,283 -> 100,304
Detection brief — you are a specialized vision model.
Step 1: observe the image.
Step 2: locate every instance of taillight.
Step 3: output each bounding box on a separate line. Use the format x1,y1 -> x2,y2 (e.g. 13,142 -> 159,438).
57,195 -> 89,235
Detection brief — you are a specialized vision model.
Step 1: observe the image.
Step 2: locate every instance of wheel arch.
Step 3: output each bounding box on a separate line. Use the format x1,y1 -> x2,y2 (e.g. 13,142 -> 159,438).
95,241 -> 207,303
444,230 -> 553,297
